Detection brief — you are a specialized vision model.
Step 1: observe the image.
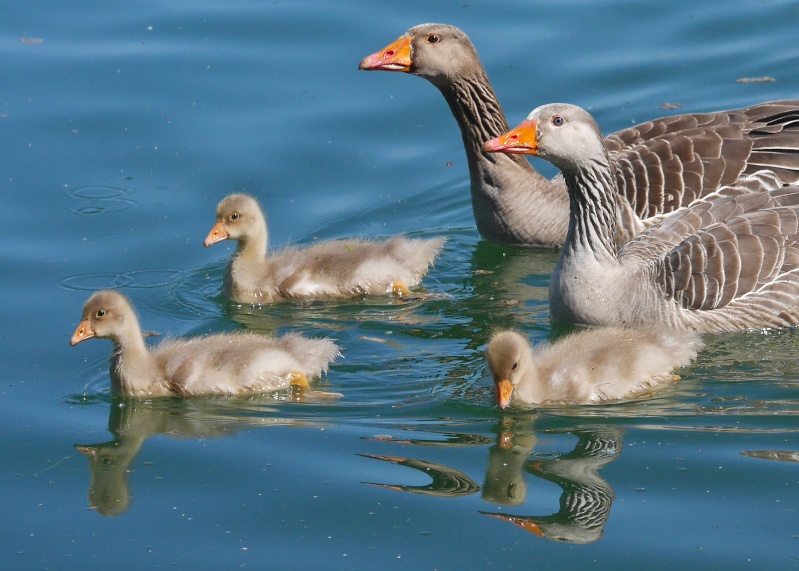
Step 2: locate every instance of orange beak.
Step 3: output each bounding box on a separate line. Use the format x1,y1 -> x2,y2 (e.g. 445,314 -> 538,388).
481,512 -> 544,537
482,119 -> 539,155
358,35 -> 412,72
496,379 -> 514,409
204,221 -> 229,247
70,319 -> 95,346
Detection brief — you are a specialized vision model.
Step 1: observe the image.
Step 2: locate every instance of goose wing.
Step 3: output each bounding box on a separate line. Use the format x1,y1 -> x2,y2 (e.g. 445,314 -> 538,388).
632,188 -> 799,311
605,101 -> 799,220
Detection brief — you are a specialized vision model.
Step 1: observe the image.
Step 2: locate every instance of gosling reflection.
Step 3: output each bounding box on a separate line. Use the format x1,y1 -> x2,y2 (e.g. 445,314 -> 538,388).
75,397 -> 306,516
481,423 -> 623,544
481,417 -> 538,506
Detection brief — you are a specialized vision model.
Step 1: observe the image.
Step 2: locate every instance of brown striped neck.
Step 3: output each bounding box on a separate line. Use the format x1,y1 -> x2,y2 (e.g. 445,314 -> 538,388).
437,75 -> 568,246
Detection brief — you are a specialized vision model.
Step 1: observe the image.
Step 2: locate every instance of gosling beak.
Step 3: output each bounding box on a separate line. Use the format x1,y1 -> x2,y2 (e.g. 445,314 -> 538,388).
482,120 -> 539,155
496,379 -> 513,409
70,319 -> 95,346
204,221 -> 229,247
358,35 -> 412,72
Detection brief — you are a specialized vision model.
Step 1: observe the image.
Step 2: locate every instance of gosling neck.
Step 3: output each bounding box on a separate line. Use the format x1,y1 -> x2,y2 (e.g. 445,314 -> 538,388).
109,312 -> 158,394
233,220 -> 269,267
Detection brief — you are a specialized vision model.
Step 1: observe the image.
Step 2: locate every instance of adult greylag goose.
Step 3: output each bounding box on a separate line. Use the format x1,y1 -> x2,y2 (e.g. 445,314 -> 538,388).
204,194 -> 445,304
70,290 -> 339,397
359,23 -> 799,247
485,328 -> 701,408
484,103 -> 799,332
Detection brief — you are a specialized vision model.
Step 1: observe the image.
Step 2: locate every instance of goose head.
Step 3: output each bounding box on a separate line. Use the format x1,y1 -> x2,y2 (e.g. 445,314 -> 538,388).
204,194 -> 266,248
485,331 -> 537,409
359,23 -> 483,88
70,290 -> 137,346
483,103 -> 606,171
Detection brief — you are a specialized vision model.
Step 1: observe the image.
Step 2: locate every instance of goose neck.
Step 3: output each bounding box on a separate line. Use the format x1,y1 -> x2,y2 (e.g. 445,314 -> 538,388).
562,159 -> 621,262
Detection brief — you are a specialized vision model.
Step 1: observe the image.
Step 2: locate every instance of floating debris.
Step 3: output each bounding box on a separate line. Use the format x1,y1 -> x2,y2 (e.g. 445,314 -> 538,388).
660,102 -> 684,110
19,37 -> 44,44
736,76 -> 776,83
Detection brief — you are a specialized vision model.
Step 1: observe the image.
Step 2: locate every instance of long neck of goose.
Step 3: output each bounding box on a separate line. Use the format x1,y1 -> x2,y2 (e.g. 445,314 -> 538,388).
561,156 -> 621,262
437,74 -> 569,245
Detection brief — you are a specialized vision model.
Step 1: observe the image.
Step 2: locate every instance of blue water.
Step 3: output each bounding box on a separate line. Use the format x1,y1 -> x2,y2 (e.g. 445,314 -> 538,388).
3,0 -> 799,569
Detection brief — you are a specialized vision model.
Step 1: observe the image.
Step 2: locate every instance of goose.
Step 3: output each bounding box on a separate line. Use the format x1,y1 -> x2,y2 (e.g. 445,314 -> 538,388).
203,194 -> 445,304
359,23 -> 799,247
483,103 -> 799,332
70,290 -> 339,397
485,328 -> 701,408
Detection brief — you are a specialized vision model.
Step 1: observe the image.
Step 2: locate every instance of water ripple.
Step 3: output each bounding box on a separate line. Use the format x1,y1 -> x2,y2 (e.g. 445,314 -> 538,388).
60,268 -> 187,292
67,185 -> 138,215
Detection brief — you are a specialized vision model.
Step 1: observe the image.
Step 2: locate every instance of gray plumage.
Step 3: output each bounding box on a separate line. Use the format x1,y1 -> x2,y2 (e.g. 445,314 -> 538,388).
204,194 -> 445,304
360,23 -> 799,247
485,328 -> 702,407
70,290 -> 339,397
485,103 -> 799,332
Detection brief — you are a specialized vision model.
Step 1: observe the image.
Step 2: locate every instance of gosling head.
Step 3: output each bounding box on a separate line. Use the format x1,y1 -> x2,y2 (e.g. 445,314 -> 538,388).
70,290 -> 136,346
485,331 -> 537,409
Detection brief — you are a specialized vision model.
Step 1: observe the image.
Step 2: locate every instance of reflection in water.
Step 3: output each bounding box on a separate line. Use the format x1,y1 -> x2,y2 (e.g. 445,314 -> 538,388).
481,422 -> 623,544
481,417 -> 538,506
358,417 -> 624,544
358,429 -> 489,497
74,398 -> 306,516
463,240 -> 556,349
362,432 -> 493,447
359,454 -> 479,497
741,450 -> 799,463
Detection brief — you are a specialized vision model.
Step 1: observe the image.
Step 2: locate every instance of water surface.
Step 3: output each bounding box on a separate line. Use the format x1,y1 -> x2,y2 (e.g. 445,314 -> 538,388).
3,1 -> 799,569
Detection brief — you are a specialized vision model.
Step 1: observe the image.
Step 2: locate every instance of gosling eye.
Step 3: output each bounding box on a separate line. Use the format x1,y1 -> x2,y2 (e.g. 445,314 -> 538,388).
551,115 -> 565,127
229,212 -> 240,221
95,309 -> 107,319
426,34 -> 440,44
511,362 -> 518,371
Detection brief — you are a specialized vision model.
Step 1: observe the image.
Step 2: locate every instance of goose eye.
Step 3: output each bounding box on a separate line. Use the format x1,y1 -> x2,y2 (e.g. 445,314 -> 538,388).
229,212 -> 240,221
551,115 -> 565,127
511,362 -> 518,371
426,34 -> 440,44
95,309 -> 106,319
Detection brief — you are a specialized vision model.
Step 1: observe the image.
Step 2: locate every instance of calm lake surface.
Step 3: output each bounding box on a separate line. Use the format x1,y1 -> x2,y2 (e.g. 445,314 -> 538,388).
3,1 -> 799,569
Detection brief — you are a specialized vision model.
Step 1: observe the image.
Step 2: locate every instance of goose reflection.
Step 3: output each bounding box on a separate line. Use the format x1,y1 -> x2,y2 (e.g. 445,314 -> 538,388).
74,397 -> 307,516
358,429 -> 489,497
359,454 -> 479,497
481,421 -> 623,544
357,419 -> 622,544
